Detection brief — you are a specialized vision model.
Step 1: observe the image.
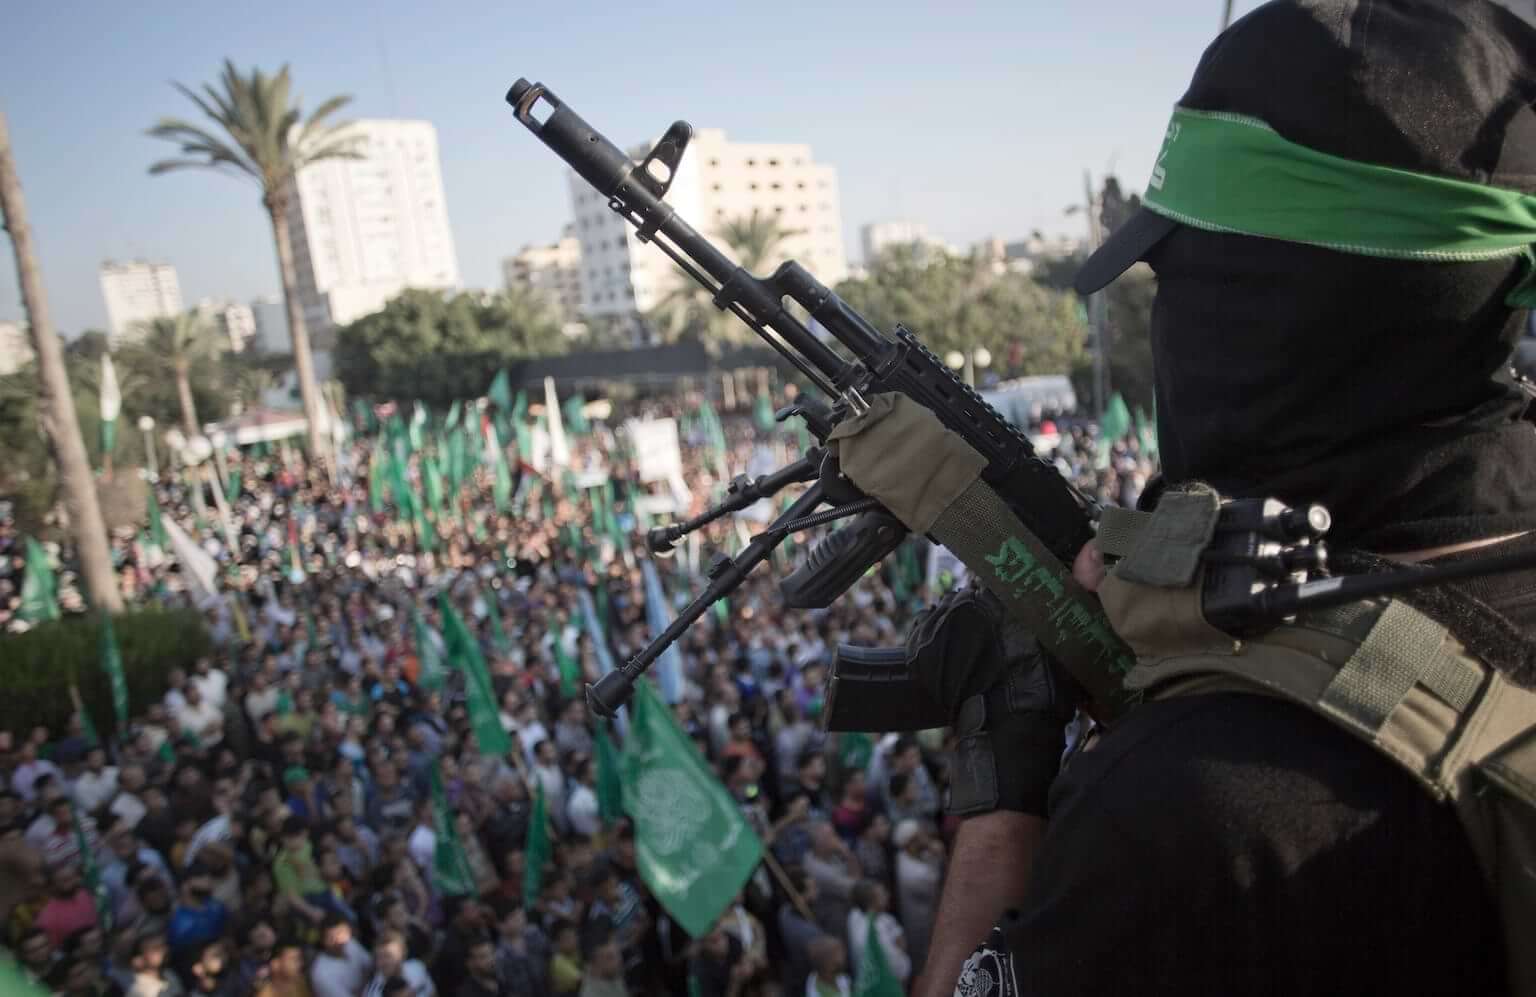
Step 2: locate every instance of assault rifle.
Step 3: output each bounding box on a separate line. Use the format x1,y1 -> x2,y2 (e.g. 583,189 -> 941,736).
506,81 -> 1536,735
505,78 -> 1140,730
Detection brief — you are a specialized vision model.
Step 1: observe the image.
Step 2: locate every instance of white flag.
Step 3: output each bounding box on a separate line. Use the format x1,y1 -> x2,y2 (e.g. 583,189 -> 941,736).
544,376 -> 570,467
163,516 -> 221,608
99,354 -> 121,422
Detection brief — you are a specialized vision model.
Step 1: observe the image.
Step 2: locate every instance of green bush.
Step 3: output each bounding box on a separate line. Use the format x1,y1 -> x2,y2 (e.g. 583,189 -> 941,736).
0,607 -> 210,740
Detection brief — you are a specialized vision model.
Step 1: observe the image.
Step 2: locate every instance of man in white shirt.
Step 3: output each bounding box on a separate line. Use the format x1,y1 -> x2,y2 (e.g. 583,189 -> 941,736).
191,658 -> 228,711
243,668 -> 282,727
72,747 -> 119,815
363,929 -> 435,997
310,915 -> 374,997
162,669 -> 188,716
846,880 -> 911,985
10,742 -> 62,803
406,800 -> 436,875
108,764 -> 148,830
565,758 -> 600,838
173,684 -> 221,743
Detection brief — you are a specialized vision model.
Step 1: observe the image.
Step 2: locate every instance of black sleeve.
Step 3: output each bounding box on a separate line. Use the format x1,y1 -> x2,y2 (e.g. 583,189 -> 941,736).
992,693 -> 1501,997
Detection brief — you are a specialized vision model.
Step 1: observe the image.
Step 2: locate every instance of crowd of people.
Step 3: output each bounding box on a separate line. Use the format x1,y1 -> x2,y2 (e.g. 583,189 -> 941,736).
0,388 -> 1153,997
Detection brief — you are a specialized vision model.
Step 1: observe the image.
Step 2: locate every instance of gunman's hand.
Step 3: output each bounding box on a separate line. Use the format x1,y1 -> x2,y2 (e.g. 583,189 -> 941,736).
906,586 -> 1080,818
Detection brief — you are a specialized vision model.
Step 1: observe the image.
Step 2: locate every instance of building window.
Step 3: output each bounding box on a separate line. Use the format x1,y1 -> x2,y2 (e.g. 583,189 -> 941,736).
796,181 -> 807,190
712,183 -> 722,191
768,158 -> 780,167
773,206 -> 783,213
709,158 -> 720,167
749,182 -> 759,191
745,158 -> 757,167
770,182 -> 782,190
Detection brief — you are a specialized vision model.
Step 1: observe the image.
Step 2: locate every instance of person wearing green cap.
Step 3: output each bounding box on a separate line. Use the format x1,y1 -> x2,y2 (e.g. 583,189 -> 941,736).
911,3 -> 1536,996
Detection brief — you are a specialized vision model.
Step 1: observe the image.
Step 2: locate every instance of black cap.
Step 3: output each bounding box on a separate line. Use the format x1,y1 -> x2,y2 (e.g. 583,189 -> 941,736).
1075,0 -> 1536,295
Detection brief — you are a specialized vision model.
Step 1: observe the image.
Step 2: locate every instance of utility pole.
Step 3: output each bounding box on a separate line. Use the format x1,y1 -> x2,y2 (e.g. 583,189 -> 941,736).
1221,0 -> 1236,30
1082,171 -> 1111,420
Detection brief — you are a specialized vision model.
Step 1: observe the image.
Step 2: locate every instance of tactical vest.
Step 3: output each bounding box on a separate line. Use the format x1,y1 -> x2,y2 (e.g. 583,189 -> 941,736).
1097,501 -> 1536,997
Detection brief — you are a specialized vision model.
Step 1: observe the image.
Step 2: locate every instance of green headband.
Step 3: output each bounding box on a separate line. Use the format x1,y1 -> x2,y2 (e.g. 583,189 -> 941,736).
1143,106 -> 1536,308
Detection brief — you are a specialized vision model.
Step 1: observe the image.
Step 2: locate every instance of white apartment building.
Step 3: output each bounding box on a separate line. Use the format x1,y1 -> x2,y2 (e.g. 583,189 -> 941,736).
861,220 -> 954,264
0,321 -> 32,376
99,260 -> 182,347
502,230 -> 583,322
194,298 -> 257,353
285,119 -> 460,337
568,128 -> 847,320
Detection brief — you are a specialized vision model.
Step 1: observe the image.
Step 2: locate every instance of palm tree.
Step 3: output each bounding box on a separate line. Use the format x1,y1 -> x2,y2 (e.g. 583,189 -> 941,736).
0,112 -> 123,611
648,210 -> 803,348
147,61 -> 359,460
138,313 -> 217,436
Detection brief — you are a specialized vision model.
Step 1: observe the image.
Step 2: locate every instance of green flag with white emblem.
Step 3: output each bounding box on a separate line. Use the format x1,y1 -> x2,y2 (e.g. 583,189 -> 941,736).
621,679 -> 762,936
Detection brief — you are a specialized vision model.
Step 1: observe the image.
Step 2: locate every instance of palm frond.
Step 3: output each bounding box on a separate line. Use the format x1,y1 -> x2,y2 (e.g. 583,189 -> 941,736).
149,60 -> 356,197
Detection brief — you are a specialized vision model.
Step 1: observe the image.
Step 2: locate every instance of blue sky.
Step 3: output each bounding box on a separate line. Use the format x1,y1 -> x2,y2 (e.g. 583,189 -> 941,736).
0,0 -> 1253,335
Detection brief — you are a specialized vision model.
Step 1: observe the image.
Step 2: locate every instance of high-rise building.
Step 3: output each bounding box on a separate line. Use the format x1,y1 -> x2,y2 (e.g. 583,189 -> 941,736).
194,298 -> 257,353
860,220 -> 952,264
502,229 -> 583,322
250,298 -> 288,354
0,321 -> 32,375
284,119 -> 460,337
99,260 -> 182,348
568,128 -> 847,321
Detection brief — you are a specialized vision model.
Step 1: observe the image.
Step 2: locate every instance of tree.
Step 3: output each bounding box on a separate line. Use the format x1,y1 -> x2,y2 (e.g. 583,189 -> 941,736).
834,246 -> 1089,380
648,210 -> 801,349
147,61 -> 360,460
0,112 -> 123,612
333,288 -> 566,406
134,313 -> 219,436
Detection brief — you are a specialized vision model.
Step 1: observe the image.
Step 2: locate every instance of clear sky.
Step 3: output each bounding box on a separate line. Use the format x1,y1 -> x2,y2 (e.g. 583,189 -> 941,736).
0,0 -> 1255,336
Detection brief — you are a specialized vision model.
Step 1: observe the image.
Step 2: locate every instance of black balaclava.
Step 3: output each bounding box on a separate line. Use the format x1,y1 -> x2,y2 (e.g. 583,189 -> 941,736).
1078,0 -> 1536,551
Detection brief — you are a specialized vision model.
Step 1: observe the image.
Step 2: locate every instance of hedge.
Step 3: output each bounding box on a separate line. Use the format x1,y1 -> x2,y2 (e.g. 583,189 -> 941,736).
0,607 -> 210,740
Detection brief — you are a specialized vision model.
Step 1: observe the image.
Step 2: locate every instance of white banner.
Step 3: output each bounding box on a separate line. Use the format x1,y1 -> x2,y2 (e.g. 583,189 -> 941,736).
626,418 -> 685,484
926,543 -> 969,594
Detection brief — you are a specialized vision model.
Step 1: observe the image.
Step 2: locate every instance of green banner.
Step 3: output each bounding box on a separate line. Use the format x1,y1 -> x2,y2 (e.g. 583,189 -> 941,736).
18,538 -> 59,624
438,594 -> 511,756
854,915 -> 903,997
524,780 -> 551,908
595,724 -> 624,828
621,680 -> 762,936
431,762 -> 475,897
99,613 -> 129,731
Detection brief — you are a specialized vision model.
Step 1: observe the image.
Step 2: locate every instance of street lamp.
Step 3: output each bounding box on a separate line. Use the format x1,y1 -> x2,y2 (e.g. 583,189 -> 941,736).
137,415 -> 157,478
945,347 -> 992,387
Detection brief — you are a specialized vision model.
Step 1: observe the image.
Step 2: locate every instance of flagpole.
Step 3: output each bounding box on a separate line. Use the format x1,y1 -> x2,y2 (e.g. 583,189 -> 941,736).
760,848 -> 816,924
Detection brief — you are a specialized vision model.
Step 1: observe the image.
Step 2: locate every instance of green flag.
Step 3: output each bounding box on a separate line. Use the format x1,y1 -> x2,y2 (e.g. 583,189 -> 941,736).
854,913 -> 904,997
563,394 -> 590,435
77,705 -> 100,750
488,369 -> 514,413
18,538 -> 60,624
413,607 -> 447,692
1096,392 -> 1133,469
145,489 -> 168,552
99,352 -> 121,464
1135,405 -> 1159,460
482,587 -> 512,657
486,421 -> 514,512
754,390 -> 776,432
594,724 -> 624,828
68,797 -> 111,930
621,680 -> 763,936
438,594 -> 511,756
524,780 -> 551,907
838,731 -> 874,772
99,613 -> 129,731
552,617 -> 580,696
430,762 -> 476,897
